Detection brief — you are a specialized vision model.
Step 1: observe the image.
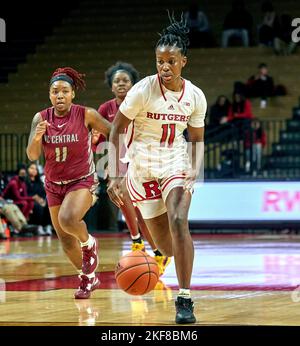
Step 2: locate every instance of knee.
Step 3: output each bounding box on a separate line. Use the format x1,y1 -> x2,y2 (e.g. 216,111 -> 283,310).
169,214 -> 189,239
58,212 -> 77,230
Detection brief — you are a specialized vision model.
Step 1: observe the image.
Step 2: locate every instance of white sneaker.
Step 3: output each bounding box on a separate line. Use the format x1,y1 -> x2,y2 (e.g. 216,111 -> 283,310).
44,225 -> 52,236
260,100 -> 267,109
37,225 -> 46,236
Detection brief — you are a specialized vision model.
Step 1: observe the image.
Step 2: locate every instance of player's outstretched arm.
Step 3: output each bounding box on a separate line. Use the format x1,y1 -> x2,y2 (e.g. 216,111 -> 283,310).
85,107 -> 111,137
26,113 -> 49,161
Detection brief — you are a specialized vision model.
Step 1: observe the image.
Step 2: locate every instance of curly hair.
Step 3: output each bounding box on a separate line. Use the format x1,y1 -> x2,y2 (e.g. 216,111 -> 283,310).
104,61 -> 139,88
156,12 -> 190,56
50,67 -> 86,91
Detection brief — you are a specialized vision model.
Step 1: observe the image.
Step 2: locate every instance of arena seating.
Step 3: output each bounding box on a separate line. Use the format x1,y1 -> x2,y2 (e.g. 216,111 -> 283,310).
0,0 -> 300,180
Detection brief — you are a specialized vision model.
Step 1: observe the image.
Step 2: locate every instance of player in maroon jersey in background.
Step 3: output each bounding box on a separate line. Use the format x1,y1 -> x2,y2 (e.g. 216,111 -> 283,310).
26,67 -> 111,299
92,62 -> 170,276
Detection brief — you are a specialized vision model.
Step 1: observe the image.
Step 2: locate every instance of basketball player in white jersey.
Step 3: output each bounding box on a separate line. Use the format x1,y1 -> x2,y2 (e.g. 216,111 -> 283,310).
107,13 -> 206,324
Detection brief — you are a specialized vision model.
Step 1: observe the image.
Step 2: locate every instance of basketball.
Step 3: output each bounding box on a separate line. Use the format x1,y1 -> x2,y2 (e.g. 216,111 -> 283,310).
115,250 -> 159,295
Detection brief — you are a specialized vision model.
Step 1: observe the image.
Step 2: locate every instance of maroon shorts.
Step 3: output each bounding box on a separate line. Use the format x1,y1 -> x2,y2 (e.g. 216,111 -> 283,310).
45,174 -> 99,207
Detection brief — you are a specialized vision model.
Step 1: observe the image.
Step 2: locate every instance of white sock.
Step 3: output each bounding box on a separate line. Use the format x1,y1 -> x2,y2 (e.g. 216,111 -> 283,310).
131,233 -> 141,240
178,288 -> 191,299
80,234 -> 94,249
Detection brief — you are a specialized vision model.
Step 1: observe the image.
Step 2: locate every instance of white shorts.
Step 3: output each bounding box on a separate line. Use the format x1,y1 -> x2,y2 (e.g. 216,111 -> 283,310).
126,167 -> 188,219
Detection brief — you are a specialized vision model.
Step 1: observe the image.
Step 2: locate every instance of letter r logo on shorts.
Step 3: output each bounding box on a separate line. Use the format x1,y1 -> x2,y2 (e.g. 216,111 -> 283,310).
143,181 -> 161,198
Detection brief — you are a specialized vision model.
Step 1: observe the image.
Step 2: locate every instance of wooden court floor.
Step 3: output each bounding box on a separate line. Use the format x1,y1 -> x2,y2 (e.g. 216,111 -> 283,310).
1,233 -> 300,326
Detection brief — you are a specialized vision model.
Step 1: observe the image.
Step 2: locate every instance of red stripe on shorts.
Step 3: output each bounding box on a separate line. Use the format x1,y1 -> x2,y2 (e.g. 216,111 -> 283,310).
161,176 -> 186,192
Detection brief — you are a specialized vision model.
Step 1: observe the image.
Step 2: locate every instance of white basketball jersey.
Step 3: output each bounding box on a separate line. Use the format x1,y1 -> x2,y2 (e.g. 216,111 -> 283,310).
119,74 -> 207,178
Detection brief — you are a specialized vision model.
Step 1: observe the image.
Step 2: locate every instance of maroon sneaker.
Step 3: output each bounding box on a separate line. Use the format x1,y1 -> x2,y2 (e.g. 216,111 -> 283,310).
74,274 -> 100,299
82,237 -> 99,275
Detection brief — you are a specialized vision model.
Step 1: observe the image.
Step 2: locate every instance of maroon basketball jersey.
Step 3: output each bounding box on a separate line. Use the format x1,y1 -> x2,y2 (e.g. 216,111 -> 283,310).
40,104 -> 95,183
98,98 -> 119,122
95,98 -> 119,145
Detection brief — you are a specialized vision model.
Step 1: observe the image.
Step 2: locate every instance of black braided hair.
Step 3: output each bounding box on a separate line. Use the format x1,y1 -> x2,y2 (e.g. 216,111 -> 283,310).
104,61 -> 139,88
155,12 -> 189,56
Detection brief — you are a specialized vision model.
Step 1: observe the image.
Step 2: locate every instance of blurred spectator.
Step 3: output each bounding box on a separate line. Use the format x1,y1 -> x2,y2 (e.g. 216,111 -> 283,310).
0,170 -> 8,191
245,118 -> 267,174
26,163 -> 52,236
208,95 -> 231,128
246,63 -> 274,108
2,165 -> 34,221
246,63 -> 287,108
274,14 -> 297,55
221,0 -> 253,47
225,92 -> 254,139
184,1 -> 215,48
0,198 -> 37,236
258,1 -> 280,47
227,92 -> 254,122
1,170 -> 37,236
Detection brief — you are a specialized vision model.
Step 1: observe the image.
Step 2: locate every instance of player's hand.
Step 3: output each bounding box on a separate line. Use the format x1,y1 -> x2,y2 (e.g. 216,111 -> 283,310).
107,177 -> 124,208
34,120 -> 50,141
183,169 -> 197,192
91,129 -> 101,145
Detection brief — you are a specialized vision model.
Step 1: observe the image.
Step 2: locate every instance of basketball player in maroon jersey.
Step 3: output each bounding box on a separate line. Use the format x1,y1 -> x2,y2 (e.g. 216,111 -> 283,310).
93,61 -> 170,275
26,67 -> 111,299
